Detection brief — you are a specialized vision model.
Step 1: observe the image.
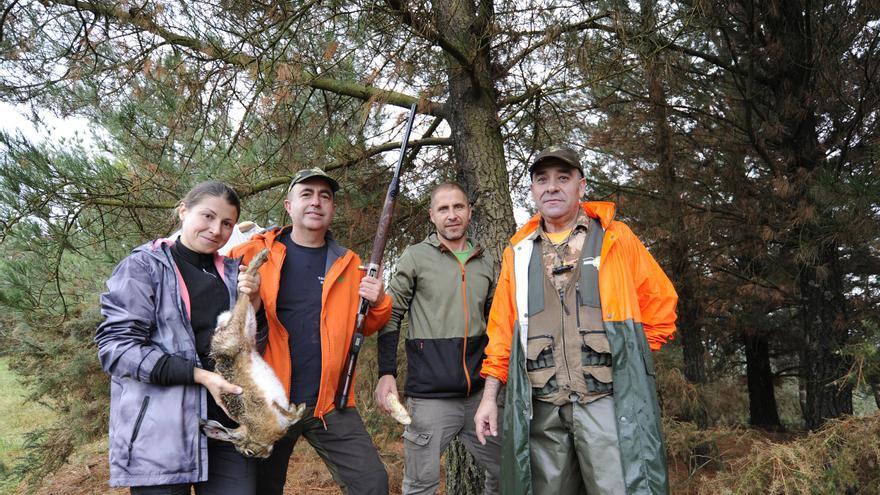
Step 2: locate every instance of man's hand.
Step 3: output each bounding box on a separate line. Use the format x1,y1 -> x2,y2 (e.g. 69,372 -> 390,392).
194,367 -> 242,418
475,376 -> 501,445
359,265 -> 386,307
374,374 -> 399,416
237,264 -> 262,311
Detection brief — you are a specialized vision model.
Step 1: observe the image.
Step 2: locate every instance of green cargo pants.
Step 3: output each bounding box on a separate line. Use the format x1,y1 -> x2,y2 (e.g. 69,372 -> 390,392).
402,394 -> 502,495
530,396 -> 626,494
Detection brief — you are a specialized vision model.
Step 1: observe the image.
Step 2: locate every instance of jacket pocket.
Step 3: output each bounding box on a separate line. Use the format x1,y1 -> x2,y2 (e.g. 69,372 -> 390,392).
636,328 -> 656,377
642,344 -> 656,377
527,367 -> 556,388
405,338 -> 468,396
126,396 -> 150,466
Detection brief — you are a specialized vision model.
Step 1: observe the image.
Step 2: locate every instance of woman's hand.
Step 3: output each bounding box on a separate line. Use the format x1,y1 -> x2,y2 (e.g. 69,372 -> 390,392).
194,368 -> 242,417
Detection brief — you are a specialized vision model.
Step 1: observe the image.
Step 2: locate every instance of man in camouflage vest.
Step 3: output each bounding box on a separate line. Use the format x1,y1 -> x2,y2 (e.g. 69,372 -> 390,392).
475,146 -> 678,494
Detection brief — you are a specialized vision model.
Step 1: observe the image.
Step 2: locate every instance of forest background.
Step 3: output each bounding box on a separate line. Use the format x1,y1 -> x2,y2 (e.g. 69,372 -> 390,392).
0,0 -> 879,493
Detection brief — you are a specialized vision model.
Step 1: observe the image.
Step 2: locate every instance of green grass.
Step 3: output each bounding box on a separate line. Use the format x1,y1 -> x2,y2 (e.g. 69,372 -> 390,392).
0,357 -> 55,494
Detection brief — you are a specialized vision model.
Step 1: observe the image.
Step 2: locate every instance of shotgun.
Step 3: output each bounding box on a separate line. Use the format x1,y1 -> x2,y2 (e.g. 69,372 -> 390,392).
335,103 -> 418,408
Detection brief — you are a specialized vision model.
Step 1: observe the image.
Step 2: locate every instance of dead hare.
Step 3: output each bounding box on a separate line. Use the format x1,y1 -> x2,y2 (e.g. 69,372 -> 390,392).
201,248 -> 306,457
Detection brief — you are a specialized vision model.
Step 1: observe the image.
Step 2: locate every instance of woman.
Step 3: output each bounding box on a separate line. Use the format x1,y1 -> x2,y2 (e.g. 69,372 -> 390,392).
96,181 -> 261,494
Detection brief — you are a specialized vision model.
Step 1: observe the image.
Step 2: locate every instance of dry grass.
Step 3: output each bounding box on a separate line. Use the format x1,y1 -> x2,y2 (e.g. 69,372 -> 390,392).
16,414 -> 880,495
696,414 -> 880,495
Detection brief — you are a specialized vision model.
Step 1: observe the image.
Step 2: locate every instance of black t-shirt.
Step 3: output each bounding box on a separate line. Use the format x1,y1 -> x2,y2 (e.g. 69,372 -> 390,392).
277,233 -> 326,407
167,240 -> 234,425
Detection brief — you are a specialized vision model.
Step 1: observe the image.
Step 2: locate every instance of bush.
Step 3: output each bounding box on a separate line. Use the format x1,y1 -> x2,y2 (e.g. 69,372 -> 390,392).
699,414 -> 880,494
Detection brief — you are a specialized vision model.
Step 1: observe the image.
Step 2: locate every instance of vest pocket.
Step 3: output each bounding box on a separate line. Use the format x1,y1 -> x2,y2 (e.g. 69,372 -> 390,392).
580,331 -> 612,365
582,366 -> 614,394
581,331 -> 613,395
526,335 -> 557,397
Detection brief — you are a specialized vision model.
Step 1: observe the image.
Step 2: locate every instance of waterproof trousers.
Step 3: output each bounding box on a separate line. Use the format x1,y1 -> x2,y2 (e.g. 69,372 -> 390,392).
402,394 -> 502,494
530,396 -> 626,495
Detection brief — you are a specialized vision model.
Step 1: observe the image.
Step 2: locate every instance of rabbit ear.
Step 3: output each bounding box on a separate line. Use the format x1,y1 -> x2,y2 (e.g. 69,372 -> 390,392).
201,420 -> 243,442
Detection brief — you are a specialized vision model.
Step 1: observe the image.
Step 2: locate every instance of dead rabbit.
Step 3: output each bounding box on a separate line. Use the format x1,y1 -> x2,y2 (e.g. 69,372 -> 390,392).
201,248 -> 306,457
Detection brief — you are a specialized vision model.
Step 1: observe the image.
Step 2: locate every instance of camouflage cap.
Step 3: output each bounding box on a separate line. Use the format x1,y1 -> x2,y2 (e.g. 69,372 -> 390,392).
288,167 -> 340,193
529,145 -> 584,177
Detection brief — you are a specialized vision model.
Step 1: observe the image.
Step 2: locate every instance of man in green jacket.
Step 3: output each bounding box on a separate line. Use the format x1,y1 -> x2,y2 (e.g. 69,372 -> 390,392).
375,182 -> 501,495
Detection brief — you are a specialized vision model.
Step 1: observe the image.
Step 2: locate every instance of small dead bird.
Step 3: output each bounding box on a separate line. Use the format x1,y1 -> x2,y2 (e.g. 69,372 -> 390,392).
201,248 -> 306,457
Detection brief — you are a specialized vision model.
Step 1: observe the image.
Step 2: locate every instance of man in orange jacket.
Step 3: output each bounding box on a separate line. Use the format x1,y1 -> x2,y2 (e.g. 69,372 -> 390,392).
229,168 -> 392,495
474,147 -> 678,494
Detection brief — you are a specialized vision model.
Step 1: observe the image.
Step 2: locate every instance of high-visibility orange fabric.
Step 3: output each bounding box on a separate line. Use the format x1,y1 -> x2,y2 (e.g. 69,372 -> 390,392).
481,201 -> 678,383
230,228 -> 392,421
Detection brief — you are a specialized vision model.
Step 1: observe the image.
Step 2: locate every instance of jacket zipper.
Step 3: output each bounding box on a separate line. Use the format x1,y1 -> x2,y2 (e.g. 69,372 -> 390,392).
126,396 -> 151,466
575,282 -> 581,328
161,248 -> 201,357
460,261 -> 472,396
447,244 -> 481,398
161,247 -> 204,478
559,288 -> 573,382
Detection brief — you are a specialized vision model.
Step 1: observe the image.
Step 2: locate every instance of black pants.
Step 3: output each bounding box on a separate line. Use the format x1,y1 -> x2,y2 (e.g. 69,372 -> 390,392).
259,407 -> 389,495
130,439 -> 257,495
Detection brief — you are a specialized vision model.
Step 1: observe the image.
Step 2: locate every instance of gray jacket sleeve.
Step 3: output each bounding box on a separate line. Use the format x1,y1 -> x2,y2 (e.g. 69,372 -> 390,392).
95,253 -> 165,383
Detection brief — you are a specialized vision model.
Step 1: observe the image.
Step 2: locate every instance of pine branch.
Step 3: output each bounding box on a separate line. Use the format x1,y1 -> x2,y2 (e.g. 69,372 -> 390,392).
384,0 -> 472,71
45,0 -> 445,116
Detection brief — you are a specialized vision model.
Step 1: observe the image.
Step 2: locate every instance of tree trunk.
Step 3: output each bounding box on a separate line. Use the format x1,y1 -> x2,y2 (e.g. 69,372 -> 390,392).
800,243 -> 853,429
444,438 -> 486,495
758,2 -> 853,429
434,0 -> 516,259
640,0 -> 706,384
743,330 -> 782,429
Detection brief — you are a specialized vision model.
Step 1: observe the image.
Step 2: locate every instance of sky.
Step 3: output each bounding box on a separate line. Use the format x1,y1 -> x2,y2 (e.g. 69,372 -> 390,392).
0,101 -> 95,147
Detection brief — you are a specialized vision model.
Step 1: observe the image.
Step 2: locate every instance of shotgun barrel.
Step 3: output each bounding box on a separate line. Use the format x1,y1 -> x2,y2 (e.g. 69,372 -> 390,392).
335,103 -> 418,408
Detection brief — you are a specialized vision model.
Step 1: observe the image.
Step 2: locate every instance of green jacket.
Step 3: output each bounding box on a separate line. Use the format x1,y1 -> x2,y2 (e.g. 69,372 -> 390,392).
378,233 -> 497,398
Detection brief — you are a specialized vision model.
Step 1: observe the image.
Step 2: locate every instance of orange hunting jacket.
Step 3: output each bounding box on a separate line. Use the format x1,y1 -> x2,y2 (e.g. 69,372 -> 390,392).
481,201 -> 678,383
229,227 -> 391,422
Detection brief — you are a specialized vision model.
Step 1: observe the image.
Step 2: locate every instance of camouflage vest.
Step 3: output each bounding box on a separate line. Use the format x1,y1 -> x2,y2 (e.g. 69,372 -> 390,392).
525,213 -> 613,405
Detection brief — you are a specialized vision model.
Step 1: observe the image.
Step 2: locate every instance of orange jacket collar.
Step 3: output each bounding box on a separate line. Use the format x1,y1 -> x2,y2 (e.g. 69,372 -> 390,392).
510,201 -> 617,245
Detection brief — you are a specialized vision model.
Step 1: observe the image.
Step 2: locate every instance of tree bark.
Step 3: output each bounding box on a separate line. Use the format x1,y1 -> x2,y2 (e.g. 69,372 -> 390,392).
743,330 -> 782,429
444,438 -> 486,495
799,242 -> 853,429
434,0 -> 516,259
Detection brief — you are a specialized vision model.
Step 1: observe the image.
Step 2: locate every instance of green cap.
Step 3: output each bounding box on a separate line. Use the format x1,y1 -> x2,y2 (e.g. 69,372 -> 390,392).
288,167 -> 340,193
529,145 -> 584,177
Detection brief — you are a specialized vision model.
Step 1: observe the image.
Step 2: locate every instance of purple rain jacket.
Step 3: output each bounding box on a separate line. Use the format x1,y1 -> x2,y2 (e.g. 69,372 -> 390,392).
96,239 -> 239,487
